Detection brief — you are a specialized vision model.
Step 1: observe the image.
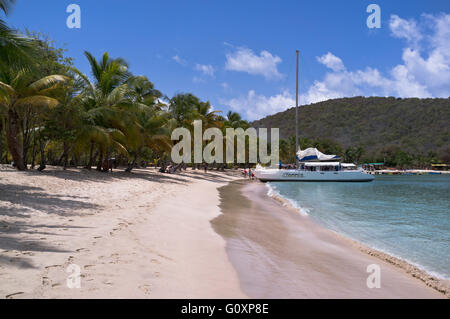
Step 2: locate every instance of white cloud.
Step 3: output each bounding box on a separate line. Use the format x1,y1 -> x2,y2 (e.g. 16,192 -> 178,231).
302,13 -> 450,104
426,13 -> 450,53
389,15 -> 422,46
225,47 -> 283,80
224,90 -> 294,120
195,64 -> 215,77
316,52 -> 345,72
172,55 -> 186,65
221,82 -> 229,90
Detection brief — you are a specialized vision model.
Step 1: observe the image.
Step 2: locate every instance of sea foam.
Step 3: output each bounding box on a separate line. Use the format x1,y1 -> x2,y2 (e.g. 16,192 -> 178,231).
265,183 -> 310,216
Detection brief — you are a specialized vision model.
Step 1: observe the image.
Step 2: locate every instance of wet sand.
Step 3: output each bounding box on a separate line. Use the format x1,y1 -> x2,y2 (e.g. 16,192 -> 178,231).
212,180 -> 447,298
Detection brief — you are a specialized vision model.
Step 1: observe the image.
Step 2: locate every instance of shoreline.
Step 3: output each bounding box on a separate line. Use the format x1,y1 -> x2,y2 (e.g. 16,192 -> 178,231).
265,183 -> 450,297
213,180 -> 448,298
1,165 -> 447,299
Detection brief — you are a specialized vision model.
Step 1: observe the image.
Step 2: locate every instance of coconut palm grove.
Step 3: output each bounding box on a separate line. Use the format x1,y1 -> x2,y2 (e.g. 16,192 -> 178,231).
1,0 -> 448,173
0,0 -> 256,172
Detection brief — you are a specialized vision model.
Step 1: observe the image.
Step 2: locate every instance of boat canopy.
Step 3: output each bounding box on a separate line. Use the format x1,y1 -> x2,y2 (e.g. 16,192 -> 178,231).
304,162 -> 340,167
341,163 -> 357,167
296,148 -> 339,162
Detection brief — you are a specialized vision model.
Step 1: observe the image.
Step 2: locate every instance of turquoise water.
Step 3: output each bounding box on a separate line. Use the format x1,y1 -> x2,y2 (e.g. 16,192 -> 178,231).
268,175 -> 450,279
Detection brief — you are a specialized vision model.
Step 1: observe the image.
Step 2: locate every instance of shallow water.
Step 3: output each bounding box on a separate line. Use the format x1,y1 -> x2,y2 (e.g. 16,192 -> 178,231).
268,175 -> 450,279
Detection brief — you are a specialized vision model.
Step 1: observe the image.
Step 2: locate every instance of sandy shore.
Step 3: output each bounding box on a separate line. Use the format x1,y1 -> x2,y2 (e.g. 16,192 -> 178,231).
0,165 -> 246,298
213,180 -> 448,299
1,165 -> 447,299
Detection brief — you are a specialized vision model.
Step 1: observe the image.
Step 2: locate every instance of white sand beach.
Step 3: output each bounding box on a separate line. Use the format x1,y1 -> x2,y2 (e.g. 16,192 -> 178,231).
0,166 -> 447,299
0,166 -> 245,298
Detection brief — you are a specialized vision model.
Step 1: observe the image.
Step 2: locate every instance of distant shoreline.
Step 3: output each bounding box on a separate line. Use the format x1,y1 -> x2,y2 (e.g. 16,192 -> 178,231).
368,169 -> 450,175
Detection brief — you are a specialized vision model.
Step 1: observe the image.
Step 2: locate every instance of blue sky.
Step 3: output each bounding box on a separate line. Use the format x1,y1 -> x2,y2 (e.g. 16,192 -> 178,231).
6,0 -> 450,120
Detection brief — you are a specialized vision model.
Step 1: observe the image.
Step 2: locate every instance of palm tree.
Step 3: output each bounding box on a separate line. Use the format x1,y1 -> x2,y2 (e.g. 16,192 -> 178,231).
123,108 -> 171,172
127,75 -> 162,107
0,69 -> 67,170
0,99 -> 6,162
75,52 -> 133,170
0,0 -> 34,71
120,76 -> 169,172
194,101 -> 222,130
225,111 -> 248,129
168,93 -> 201,128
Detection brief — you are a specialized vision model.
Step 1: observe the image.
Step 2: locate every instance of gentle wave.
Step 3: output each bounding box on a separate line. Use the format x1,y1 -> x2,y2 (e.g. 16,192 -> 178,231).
265,183 -> 310,216
263,180 -> 450,296
264,176 -> 450,284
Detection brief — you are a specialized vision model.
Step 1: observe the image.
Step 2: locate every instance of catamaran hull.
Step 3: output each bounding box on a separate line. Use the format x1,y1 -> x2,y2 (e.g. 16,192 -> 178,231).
255,169 -> 375,182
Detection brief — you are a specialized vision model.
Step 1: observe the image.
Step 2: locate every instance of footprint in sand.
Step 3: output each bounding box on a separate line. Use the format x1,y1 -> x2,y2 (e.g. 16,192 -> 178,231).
45,265 -> 62,270
139,284 -> 151,295
157,253 -> 173,261
42,277 -> 50,286
118,223 -> 128,229
22,251 -> 35,256
6,292 -> 24,299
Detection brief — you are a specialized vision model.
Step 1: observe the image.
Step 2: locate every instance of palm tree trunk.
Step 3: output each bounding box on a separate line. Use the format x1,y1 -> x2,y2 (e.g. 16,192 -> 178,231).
31,132 -> 37,169
58,142 -> 70,170
96,150 -> 103,171
102,149 -> 110,172
38,130 -> 46,171
125,152 -> 139,172
6,109 -> 26,170
0,128 -> 3,165
86,142 -> 95,170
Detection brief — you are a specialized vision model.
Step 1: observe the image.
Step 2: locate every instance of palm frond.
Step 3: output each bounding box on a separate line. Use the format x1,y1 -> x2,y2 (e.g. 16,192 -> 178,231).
28,75 -> 69,92
13,95 -> 60,109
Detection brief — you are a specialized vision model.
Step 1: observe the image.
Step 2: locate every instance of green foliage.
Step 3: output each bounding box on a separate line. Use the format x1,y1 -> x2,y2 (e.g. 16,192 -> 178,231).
254,97 -> 450,167
2,1 -> 447,171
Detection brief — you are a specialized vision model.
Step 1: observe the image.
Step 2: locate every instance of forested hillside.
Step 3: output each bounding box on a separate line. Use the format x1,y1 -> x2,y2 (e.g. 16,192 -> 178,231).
252,97 -> 450,166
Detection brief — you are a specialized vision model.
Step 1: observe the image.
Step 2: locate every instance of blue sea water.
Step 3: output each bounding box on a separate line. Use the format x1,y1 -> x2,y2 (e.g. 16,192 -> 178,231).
268,175 -> 450,279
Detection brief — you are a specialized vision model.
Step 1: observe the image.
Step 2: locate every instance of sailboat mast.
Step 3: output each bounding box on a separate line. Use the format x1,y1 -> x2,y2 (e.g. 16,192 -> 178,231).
295,50 -> 299,166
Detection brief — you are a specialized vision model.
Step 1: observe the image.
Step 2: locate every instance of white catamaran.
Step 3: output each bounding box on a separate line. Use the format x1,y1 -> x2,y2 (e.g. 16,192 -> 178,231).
255,148 -> 374,182
254,51 -> 374,183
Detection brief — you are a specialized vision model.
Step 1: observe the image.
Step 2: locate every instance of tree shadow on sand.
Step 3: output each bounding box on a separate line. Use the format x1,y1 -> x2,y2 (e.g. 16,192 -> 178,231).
0,183 -> 99,216
0,166 -> 239,185
0,255 -> 35,269
0,183 -> 95,269
0,167 -> 190,185
0,232 -> 73,269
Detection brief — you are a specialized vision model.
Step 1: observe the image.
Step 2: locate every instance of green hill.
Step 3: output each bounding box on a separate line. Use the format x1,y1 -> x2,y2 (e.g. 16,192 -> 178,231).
252,97 -> 450,166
